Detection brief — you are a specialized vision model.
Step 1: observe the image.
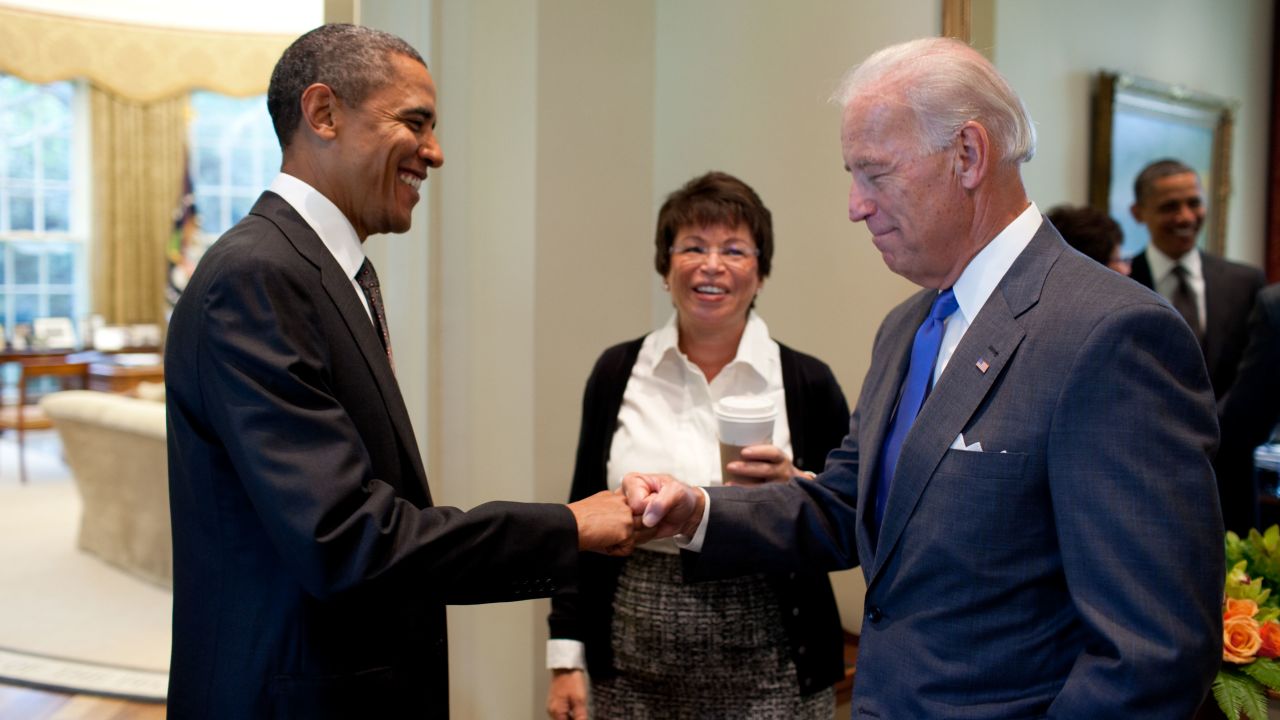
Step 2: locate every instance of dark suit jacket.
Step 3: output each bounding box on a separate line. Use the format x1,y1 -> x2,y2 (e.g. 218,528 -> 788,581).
1216,283 -> 1280,532
547,336 -> 850,693
1129,249 -> 1265,398
165,192 -> 579,719
691,221 -> 1223,718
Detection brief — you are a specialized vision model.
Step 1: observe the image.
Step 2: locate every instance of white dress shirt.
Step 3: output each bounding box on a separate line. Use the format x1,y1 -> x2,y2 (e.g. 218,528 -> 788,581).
268,173 -> 376,325
546,311 -> 791,670
1144,244 -> 1206,330
678,202 -> 1043,553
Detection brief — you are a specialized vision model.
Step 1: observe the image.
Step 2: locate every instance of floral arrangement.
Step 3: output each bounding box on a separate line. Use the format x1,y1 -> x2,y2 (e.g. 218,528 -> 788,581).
1216,526 -> 1280,719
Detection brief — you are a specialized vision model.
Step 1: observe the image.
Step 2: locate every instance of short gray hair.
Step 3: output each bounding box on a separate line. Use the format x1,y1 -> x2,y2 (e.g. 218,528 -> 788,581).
831,37 -> 1036,165
267,23 -> 426,149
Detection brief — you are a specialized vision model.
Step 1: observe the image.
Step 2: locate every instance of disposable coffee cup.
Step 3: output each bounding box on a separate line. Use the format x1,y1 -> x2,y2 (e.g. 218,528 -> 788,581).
715,395 -> 777,485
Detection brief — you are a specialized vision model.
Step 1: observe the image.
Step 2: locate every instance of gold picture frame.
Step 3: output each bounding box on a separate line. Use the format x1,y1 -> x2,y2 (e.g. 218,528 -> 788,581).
1090,71 -> 1236,257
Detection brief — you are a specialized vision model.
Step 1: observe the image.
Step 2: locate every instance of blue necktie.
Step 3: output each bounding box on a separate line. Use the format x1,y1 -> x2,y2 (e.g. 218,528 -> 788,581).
873,288 -> 958,534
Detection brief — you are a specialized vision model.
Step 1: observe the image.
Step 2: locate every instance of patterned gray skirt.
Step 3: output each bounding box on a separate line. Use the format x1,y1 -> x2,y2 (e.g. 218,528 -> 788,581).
590,548 -> 834,719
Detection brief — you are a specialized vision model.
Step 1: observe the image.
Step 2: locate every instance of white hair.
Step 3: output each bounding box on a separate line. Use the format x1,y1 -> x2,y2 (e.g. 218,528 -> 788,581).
830,37 -> 1036,164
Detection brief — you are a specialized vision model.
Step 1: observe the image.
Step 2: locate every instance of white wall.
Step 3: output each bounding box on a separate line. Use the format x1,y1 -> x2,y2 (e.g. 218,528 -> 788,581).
988,0 -> 1274,265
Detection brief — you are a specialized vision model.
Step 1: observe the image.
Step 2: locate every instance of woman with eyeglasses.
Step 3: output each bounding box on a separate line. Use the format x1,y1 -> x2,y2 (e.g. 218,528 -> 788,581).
545,171 -> 850,719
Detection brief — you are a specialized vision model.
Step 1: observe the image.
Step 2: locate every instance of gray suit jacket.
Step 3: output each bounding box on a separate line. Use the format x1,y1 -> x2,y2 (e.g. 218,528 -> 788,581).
693,221 -> 1223,718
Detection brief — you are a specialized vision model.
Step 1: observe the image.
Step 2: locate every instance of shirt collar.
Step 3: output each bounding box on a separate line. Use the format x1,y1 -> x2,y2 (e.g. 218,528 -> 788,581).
1145,243 -> 1202,282
268,172 -> 366,280
651,311 -> 773,381
950,202 -> 1041,324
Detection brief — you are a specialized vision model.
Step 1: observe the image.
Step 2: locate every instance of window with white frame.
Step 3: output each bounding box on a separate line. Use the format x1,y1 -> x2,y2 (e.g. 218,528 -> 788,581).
188,91 -> 281,243
0,73 -> 85,345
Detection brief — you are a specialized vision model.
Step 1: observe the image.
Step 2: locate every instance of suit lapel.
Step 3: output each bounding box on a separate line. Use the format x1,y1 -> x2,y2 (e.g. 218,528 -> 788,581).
1200,251 -> 1226,371
867,221 -> 1059,581
251,193 -> 431,503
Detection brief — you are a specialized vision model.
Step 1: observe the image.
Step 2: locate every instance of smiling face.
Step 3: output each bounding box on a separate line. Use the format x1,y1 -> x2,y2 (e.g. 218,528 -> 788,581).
666,223 -> 761,337
841,99 -> 969,289
330,53 -> 443,240
1130,171 -> 1205,260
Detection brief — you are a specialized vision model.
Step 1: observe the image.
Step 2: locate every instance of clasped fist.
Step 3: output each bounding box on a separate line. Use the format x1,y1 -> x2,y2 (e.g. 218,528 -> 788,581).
567,491 -> 636,556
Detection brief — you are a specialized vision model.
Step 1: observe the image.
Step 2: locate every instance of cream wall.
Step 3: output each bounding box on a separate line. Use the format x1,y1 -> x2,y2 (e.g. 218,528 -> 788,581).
986,0 -> 1274,265
352,1 -> 1272,718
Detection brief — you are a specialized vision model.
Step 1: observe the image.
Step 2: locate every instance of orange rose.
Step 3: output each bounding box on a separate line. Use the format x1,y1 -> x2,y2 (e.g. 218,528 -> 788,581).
1225,597 -> 1260,620
1259,621 -> 1280,659
1224,615 -> 1263,664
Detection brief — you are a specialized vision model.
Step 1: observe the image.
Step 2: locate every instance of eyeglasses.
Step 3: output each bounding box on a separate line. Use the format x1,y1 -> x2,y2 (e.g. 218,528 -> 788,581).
669,243 -> 760,267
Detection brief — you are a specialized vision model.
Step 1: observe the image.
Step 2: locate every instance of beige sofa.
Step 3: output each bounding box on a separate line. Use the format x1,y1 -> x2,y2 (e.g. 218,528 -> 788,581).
41,389 -> 171,588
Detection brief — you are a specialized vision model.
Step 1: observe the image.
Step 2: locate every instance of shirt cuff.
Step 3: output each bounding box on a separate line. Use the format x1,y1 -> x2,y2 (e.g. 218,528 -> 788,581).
673,486 -> 711,552
546,639 -> 586,670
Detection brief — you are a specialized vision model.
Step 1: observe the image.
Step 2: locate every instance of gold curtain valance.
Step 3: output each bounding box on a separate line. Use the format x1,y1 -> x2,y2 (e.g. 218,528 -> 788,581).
0,6 -> 294,102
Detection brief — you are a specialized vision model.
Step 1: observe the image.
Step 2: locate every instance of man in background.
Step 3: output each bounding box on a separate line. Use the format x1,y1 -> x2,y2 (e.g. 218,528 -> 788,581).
627,37 -> 1222,717
1128,158 -> 1265,533
165,24 -> 633,719
1128,158 -> 1264,399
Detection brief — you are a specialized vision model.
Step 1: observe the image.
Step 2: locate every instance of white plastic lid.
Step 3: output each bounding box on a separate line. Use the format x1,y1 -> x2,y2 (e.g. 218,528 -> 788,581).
714,394 -> 776,420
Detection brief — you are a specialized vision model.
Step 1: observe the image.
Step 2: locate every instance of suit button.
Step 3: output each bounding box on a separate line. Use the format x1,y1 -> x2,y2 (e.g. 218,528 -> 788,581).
867,606 -> 883,623
792,607 -> 800,617
797,645 -> 807,656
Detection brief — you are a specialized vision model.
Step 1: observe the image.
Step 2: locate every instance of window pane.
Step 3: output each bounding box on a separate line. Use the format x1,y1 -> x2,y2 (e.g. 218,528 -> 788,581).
230,195 -> 255,227
48,249 -> 73,284
0,247 -> 6,282
9,193 -> 34,231
196,192 -> 224,235
7,142 -> 34,178
43,191 -> 69,231
230,146 -> 255,186
47,293 -> 72,318
196,146 -> 221,186
14,293 -> 38,324
13,247 -> 39,284
42,135 -> 70,181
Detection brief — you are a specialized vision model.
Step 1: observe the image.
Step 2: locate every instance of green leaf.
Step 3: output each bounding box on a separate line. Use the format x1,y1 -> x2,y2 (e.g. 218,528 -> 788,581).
1215,667 -> 1269,720
1243,658 -> 1280,691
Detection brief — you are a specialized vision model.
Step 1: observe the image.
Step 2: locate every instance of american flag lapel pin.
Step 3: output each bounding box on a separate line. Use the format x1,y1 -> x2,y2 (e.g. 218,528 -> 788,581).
975,358 -> 990,374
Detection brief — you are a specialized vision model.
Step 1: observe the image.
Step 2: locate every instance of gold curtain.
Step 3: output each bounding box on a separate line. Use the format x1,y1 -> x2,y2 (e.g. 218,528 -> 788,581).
90,88 -> 187,325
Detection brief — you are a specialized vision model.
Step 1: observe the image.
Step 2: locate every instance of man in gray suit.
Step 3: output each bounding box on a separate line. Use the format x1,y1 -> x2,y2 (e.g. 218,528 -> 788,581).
625,38 -> 1223,718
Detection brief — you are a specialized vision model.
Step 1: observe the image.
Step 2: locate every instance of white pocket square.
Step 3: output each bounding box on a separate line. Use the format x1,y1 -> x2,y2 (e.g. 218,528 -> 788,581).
950,433 -> 983,452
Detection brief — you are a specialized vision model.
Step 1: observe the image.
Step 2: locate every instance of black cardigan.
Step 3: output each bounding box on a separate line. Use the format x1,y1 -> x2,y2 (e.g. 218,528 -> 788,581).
548,335 -> 852,695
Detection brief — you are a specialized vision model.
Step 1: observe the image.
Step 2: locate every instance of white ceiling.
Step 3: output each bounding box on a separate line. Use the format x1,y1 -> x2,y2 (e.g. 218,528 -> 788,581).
0,0 -> 323,34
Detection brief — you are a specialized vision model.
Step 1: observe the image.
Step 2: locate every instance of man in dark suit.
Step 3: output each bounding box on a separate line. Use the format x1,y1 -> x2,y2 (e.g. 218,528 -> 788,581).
1128,158 -> 1265,400
165,24 -> 634,719
1127,159 -> 1266,533
625,38 -> 1222,717
1216,284 -> 1280,530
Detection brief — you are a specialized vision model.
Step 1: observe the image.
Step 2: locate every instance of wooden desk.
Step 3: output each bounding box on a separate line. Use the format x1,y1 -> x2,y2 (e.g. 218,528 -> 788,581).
88,362 -> 164,394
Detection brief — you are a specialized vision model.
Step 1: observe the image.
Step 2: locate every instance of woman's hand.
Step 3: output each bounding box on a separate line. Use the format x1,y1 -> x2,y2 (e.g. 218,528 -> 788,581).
724,444 -> 804,485
546,668 -> 589,720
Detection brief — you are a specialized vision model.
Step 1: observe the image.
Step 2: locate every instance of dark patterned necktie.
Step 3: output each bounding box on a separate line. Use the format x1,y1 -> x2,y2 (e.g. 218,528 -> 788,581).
1170,265 -> 1204,344
356,258 -> 395,371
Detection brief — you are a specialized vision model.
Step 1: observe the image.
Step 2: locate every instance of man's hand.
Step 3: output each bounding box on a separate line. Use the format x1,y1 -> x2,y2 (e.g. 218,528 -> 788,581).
621,473 -> 705,540
725,444 -> 802,485
567,491 -> 634,556
545,669 -> 588,720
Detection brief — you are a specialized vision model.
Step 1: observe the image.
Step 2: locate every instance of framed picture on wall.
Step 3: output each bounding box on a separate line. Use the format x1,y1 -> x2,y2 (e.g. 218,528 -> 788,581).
1090,71 -> 1237,258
